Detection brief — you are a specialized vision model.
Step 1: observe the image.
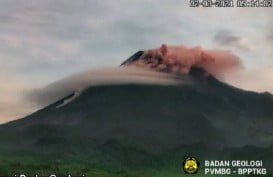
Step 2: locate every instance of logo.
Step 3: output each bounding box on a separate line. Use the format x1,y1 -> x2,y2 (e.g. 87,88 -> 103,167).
183,157 -> 200,174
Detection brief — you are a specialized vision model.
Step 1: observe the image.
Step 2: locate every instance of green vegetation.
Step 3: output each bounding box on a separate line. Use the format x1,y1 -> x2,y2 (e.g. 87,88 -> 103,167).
0,144 -> 272,177
0,159 -> 272,177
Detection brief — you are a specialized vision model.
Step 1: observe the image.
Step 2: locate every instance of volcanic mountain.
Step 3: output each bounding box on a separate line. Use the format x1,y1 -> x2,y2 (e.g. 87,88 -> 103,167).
0,45 -> 272,176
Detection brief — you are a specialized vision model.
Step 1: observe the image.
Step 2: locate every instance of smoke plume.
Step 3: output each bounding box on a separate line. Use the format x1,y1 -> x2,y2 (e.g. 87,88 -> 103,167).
124,44 -> 243,80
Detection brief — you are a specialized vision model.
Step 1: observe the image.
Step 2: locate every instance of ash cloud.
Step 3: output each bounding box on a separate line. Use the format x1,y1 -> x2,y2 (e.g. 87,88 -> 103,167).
125,45 -> 243,80
124,44 -> 273,94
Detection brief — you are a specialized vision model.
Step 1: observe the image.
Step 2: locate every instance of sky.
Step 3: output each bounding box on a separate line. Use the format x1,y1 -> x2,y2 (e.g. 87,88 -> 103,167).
0,0 -> 272,123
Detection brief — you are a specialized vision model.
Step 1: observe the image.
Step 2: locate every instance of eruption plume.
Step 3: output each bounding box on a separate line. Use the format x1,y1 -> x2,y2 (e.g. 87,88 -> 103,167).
123,44 -> 243,79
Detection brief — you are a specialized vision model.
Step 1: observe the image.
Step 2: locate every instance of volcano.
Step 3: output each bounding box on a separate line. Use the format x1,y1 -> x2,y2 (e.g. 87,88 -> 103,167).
0,46 -> 273,176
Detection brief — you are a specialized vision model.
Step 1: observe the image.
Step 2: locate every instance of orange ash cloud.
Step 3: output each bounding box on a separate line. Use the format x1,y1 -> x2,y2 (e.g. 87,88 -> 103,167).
129,44 -> 243,79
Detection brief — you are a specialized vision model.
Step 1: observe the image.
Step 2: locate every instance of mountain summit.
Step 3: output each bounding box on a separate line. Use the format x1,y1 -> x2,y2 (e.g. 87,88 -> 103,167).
121,44 -> 242,79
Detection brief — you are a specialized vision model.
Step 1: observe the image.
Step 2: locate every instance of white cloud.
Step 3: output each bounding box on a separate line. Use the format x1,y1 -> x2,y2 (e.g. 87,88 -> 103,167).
26,66 -> 182,108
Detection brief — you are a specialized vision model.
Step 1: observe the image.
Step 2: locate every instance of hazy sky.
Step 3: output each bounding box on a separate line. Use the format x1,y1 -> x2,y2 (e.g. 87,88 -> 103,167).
0,0 -> 272,123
